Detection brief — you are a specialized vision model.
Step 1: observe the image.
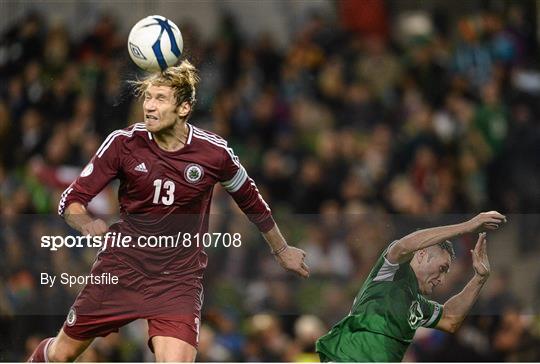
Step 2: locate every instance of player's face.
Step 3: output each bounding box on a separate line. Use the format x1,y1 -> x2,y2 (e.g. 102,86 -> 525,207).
416,248 -> 451,295
143,85 -> 180,133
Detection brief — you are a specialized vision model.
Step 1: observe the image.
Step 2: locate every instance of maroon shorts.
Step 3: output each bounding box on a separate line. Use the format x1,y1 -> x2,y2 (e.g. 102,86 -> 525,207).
62,253 -> 203,350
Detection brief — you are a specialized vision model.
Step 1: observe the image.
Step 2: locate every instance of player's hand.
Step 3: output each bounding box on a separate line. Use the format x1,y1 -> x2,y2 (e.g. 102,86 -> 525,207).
465,211 -> 506,233
471,232 -> 490,279
81,219 -> 108,236
274,246 -> 310,278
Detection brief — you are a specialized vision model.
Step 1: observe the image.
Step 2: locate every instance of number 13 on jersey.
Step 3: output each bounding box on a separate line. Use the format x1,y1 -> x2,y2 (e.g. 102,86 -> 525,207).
153,178 -> 175,205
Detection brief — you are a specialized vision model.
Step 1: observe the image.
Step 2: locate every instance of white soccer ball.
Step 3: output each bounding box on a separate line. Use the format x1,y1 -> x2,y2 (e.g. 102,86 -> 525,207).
127,15 -> 183,72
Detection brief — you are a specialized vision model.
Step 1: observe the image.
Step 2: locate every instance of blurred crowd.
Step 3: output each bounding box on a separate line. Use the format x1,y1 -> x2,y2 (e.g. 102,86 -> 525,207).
1,0 -> 540,361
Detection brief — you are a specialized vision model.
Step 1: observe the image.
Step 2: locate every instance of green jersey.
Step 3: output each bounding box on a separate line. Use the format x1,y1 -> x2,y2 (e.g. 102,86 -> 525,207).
316,242 -> 443,362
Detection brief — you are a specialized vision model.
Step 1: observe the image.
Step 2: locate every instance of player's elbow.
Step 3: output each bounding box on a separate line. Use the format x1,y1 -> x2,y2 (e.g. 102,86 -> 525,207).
441,322 -> 459,334
436,315 -> 462,334
63,202 -> 86,217
387,240 -> 412,264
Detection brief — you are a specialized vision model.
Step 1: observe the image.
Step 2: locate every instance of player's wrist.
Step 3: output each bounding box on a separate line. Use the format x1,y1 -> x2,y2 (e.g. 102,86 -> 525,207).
461,220 -> 476,234
473,271 -> 489,283
271,244 -> 288,256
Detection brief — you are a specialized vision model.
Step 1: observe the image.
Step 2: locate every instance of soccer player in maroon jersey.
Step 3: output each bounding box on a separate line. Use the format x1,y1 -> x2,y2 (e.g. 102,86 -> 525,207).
29,60 -> 309,362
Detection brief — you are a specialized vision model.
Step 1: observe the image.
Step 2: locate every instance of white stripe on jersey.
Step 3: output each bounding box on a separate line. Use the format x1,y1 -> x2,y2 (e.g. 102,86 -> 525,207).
373,257 -> 400,282
59,123 -> 146,216
221,166 -> 248,193
191,130 -> 269,211
58,185 -> 74,216
96,123 -> 146,156
373,241 -> 400,282
192,128 -> 240,165
97,124 -> 146,158
186,124 -> 193,144
424,303 -> 442,327
192,126 -> 227,146
249,180 -> 271,211
191,131 -> 240,167
43,337 -> 54,362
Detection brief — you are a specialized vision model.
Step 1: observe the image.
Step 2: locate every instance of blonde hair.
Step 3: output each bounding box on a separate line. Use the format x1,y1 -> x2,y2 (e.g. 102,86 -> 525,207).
133,60 -> 200,108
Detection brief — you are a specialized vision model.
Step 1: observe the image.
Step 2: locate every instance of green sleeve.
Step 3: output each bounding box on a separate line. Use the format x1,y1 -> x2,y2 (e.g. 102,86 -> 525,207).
418,295 -> 443,328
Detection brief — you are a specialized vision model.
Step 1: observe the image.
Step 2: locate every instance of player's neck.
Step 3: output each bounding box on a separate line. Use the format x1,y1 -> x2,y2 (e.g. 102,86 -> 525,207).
153,120 -> 189,152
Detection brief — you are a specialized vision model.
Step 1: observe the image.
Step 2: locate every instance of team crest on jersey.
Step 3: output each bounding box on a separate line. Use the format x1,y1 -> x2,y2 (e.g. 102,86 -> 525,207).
408,301 -> 424,329
184,164 -> 204,183
66,307 -> 77,326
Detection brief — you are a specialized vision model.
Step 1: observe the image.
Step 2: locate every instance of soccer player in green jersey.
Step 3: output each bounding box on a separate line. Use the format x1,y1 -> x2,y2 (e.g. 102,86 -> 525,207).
316,211 -> 507,362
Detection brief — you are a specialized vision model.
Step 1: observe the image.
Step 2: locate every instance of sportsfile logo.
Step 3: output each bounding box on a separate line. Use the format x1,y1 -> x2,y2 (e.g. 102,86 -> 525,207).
40,232 -> 243,251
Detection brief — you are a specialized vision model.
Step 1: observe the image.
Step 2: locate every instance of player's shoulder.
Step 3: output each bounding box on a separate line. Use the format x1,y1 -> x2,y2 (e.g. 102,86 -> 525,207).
120,122 -> 148,135
104,123 -> 149,139
97,123 -> 149,157
189,125 -> 241,168
107,123 -> 149,142
189,124 -> 231,150
367,241 -> 406,284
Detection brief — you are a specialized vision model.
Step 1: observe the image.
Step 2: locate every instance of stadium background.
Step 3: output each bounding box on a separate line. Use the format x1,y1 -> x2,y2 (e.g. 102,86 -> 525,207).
1,0 -> 540,361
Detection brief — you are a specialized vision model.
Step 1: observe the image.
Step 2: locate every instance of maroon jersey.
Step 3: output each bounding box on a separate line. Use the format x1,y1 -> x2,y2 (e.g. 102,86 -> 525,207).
58,123 -> 275,276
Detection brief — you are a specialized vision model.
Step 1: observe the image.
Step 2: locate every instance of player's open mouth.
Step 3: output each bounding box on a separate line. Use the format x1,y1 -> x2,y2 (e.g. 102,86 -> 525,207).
145,115 -> 159,121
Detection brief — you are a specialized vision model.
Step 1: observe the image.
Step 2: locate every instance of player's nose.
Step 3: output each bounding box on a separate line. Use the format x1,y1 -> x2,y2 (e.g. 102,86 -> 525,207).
144,98 -> 157,111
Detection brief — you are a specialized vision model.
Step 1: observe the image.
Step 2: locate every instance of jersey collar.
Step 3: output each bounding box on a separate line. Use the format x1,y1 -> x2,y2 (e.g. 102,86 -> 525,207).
146,123 -> 193,145
186,123 -> 193,145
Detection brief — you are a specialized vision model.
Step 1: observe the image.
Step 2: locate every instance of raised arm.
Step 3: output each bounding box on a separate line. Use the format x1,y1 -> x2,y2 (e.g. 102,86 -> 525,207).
387,211 -> 506,264
436,233 -> 490,333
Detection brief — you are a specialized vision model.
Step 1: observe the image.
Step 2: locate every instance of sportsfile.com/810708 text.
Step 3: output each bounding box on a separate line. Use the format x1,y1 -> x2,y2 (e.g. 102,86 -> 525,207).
40,232 -> 243,251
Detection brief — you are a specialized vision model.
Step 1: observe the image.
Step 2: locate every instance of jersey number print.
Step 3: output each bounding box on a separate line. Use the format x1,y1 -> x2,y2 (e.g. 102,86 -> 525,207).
153,179 -> 175,205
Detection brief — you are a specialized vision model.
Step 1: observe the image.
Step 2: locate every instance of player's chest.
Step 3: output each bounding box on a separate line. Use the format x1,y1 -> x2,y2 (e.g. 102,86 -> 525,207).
120,154 -> 217,205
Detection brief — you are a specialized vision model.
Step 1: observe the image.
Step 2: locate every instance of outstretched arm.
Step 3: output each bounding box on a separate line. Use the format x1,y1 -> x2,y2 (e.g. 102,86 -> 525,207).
436,233 -> 490,333
219,145 -> 309,278
387,211 -> 506,264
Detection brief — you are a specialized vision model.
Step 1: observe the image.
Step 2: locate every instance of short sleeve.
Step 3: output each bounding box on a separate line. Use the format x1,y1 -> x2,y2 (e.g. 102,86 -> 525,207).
373,241 -> 401,282
218,145 -> 274,232
58,129 -> 123,216
219,144 -> 247,192
418,295 -> 444,328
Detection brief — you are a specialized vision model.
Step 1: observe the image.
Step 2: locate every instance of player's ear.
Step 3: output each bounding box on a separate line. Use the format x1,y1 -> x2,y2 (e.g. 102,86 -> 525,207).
416,249 -> 426,263
177,101 -> 191,118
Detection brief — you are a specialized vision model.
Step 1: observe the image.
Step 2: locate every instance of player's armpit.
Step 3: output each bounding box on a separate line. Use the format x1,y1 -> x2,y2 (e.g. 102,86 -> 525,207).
386,240 -> 414,265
